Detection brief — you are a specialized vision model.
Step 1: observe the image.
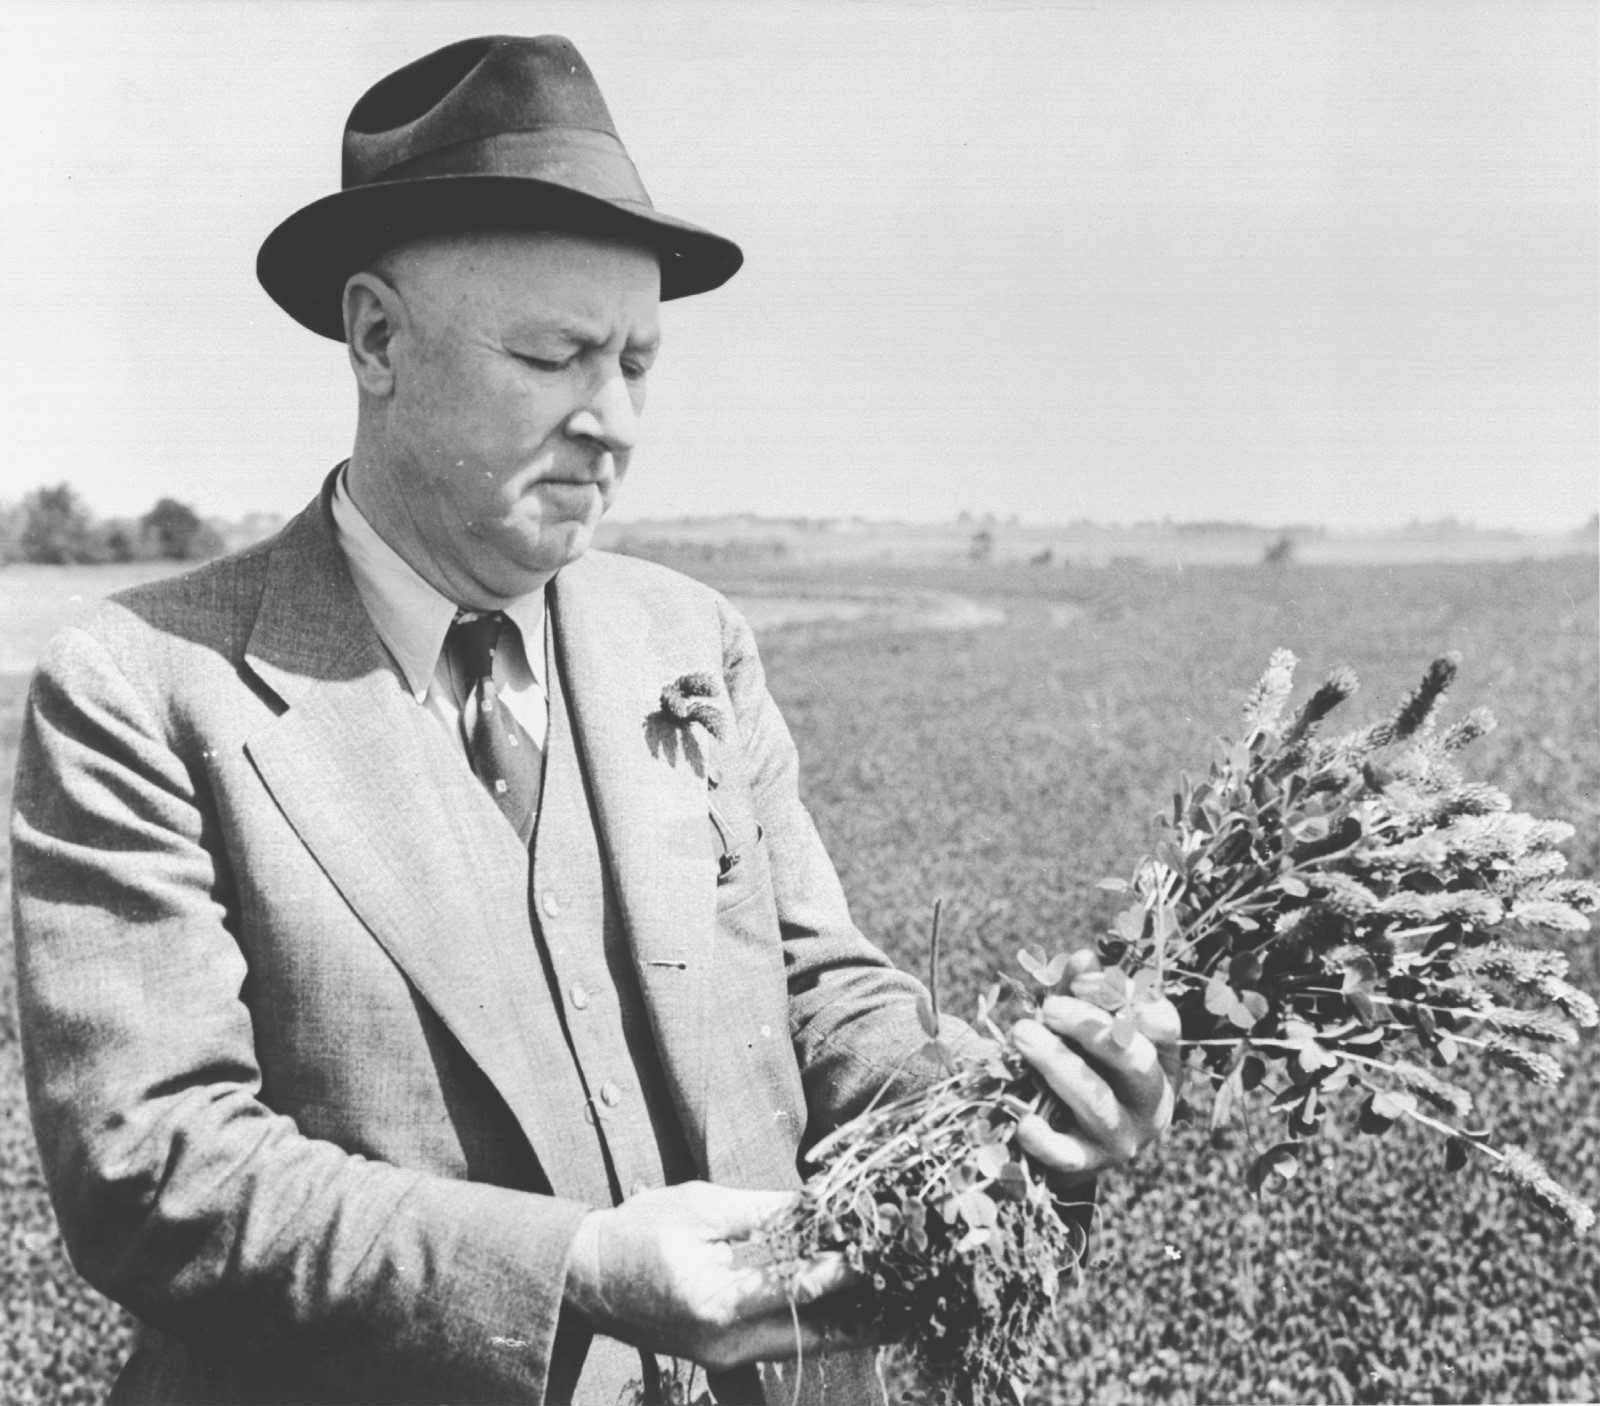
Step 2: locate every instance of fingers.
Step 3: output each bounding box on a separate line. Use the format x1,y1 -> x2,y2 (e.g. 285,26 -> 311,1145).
1038,995 -> 1170,1122
682,1181 -> 798,1240
1010,995 -> 1177,1178
702,1300 -> 874,1369
785,1250 -> 857,1306
1011,1019 -> 1131,1152
1014,1111 -> 1112,1181
722,1249 -> 857,1321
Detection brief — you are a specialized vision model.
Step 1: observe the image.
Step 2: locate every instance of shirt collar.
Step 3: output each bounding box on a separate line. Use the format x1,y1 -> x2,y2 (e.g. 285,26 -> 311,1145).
500,591 -> 548,680
330,465 -> 545,701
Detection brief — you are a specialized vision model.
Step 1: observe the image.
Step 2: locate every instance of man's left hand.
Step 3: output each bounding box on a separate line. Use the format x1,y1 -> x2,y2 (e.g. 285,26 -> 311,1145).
1009,994 -> 1181,1181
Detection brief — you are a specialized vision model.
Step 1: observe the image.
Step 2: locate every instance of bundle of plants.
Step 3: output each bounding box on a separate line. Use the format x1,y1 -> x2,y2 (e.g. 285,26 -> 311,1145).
758,650 -> 1598,1405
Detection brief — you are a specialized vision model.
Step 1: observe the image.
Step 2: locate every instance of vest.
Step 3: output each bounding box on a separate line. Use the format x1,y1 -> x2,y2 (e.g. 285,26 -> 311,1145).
531,612 -> 700,1404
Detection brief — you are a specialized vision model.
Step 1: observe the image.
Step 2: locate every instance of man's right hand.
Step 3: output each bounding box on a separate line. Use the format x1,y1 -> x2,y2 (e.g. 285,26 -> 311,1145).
561,1181 -> 858,1370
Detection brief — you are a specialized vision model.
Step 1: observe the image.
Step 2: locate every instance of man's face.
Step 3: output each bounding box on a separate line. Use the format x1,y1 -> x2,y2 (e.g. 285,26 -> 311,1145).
374,228 -> 661,597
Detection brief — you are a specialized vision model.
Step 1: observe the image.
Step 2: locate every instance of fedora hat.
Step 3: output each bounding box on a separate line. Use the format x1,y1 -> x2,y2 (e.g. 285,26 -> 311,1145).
257,35 -> 743,340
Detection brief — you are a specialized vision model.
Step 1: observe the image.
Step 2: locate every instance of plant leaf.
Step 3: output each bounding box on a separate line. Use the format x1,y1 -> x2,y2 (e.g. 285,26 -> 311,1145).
957,1187 -> 999,1228
915,992 -> 939,1038
1205,975 -> 1236,1018
954,1226 -> 992,1255
1321,1062 -> 1353,1092
1212,1065 -> 1244,1131
1240,1055 -> 1268,1091
919,1038 -> 955,1072
1016,946 -> 1050,982
1223,989 -> 1267,1031
1074,970 -> 1129,1012
1370,1089 -> 1417,1120
993,1162 -> 1029,1201
1294,1040 -> 1338,1074
973,1142 -> 1010,1179
1341,955 -> 1379,994
1292,815 -> 1330,843
1290,1085 -> 1321,1138
1347,991 -> 1379,1028
1247,1141 -> 1302,1195
1097,877 -> 1130,892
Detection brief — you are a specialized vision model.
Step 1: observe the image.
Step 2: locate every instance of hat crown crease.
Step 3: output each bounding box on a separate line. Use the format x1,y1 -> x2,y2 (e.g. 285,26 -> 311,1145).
343,35 -> 621,191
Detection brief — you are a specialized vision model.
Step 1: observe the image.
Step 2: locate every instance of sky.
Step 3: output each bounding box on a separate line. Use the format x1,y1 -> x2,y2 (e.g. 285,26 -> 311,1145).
1,0 -> 1595,530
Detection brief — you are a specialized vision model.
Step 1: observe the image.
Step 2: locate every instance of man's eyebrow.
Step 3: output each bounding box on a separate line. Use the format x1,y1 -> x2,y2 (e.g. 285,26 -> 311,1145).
508,317 -> 659,356
508,316 -> 604,345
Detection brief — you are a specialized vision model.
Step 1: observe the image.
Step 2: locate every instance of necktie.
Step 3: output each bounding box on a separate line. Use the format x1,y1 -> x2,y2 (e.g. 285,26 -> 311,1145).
446,611 -> 544,844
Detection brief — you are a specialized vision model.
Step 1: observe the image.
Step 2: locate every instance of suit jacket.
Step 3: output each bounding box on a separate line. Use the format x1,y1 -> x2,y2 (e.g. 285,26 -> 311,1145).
10,487 -> 953,1404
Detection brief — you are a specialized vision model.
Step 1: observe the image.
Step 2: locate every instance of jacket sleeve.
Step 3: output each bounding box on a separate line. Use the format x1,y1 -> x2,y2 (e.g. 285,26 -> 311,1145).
10,624 -> 590,1404
715,597 -> 987,1145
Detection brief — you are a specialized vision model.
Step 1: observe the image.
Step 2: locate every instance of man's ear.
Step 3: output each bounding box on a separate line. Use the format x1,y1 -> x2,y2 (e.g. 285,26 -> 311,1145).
343,271 -> 403,397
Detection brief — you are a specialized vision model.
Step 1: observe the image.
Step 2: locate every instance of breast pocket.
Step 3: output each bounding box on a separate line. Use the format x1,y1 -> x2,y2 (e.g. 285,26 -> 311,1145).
709,791 -> 763,885
710,802 -> 771,921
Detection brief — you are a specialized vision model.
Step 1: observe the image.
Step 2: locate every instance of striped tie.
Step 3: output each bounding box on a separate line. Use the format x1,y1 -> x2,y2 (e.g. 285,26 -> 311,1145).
446,611 -> 543,844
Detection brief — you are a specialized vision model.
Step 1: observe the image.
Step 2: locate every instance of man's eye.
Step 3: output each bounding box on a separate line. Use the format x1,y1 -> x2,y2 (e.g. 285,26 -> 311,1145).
623,361 -> 650,381
518,353 -> 572,372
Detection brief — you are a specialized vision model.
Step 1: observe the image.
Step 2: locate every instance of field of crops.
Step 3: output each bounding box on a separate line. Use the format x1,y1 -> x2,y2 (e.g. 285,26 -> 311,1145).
2,551 -> 1597,1403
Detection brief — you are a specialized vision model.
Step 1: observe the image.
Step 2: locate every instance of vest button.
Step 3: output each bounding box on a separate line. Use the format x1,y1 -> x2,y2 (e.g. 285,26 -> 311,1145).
599,1082 -> 622,1108
541,889 -> 561,918
570,982 -> 590,1010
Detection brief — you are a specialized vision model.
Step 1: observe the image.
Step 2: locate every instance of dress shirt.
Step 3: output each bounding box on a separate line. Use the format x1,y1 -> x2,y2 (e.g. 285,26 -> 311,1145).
331,467 -> 549,753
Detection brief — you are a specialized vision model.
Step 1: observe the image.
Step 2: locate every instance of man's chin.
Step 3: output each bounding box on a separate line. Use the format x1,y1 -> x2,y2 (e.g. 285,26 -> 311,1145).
502,523 -> 595,582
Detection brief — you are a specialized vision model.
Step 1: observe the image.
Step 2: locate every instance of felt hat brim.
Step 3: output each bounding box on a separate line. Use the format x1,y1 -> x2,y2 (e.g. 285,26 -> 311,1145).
257,172 -> 743,342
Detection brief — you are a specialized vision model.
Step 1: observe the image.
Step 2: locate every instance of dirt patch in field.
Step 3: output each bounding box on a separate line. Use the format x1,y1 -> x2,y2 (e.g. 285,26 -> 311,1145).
730,591 -> 1006,633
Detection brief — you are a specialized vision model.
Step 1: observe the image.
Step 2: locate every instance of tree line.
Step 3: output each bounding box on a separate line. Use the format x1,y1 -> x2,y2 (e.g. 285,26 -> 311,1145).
1,483 -> 224,566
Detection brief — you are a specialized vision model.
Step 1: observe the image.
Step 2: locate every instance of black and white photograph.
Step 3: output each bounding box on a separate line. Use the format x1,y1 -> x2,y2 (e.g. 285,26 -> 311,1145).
1,3 -> 1595,1403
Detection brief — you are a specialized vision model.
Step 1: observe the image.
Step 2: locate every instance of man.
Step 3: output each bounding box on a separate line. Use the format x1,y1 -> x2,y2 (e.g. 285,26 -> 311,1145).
12,36 -> 1176,1405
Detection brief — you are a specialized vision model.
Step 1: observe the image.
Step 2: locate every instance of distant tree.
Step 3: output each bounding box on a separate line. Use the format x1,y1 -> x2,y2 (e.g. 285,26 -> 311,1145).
141,497 -> 224,561
1261,533 -> 1296,567
18,483 -> 109,564
141,498 -> 200,559
100,518 -> 159,563
0,501 -> 23,564
968,527 -> 994,563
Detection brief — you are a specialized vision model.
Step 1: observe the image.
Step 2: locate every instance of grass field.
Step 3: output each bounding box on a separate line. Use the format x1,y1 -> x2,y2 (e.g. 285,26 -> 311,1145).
2,551 -> 1597,1403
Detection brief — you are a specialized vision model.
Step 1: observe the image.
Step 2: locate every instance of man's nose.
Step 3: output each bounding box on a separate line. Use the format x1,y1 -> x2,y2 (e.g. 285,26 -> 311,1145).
565,370 -> 640,456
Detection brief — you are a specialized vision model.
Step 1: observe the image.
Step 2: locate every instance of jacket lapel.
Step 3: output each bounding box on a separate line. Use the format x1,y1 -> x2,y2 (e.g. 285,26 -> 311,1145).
240,489 -> 610,1204
550,559 -> 719,1161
